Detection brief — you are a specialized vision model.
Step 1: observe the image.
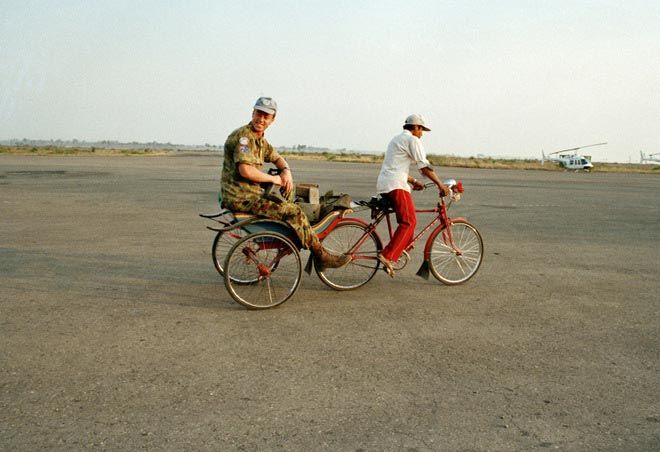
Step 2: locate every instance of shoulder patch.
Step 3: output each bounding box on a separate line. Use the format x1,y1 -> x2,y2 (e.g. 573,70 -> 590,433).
239,145 -> 249,153
239,137 -> 249,145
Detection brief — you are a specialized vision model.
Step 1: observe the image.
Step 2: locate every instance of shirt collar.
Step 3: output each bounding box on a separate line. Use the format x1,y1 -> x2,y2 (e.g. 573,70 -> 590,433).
246,122 -> 265,139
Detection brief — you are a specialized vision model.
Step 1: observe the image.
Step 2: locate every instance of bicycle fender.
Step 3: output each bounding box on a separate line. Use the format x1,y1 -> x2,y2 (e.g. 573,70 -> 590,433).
304,253 -> 314,275
317,216 -> 369,240
319,217 -> 383,250
422,216 -> 468,260
341,217 -> 370,226
243,219 -> 302,248
416,260 -> 430,280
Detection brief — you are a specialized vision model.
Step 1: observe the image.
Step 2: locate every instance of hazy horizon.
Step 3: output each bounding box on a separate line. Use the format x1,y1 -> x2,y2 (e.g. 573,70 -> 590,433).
2,1 -> 659,163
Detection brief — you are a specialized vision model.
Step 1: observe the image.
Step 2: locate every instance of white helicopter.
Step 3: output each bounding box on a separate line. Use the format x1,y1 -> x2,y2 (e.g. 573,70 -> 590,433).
541,142 -> 607,171
640,151 -> 660,164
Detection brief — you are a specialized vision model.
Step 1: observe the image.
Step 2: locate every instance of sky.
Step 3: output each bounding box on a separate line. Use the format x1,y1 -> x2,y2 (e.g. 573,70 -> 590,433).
1,0 -> 659,162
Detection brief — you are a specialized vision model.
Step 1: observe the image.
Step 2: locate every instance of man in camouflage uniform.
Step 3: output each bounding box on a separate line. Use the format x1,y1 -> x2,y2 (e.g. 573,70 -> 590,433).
221,96 -> 350,270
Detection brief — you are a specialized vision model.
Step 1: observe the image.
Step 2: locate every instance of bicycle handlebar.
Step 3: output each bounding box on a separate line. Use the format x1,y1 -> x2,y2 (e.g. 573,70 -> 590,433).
422,179 -> 462,197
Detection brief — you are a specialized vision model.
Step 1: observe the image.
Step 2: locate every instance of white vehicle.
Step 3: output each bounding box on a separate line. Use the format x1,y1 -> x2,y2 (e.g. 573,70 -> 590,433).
542,142 -> 607,171
640,151 -> 660,164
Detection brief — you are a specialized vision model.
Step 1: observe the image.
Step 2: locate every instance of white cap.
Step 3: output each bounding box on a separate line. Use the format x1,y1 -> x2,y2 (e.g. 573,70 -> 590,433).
404,114 -> 431,131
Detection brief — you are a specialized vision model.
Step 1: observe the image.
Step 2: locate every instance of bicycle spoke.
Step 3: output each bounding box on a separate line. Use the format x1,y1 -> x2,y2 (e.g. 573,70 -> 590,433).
435,240 -> 456,253
428,221 -> 483,285
225,232 -> 302,309
346,260 -> 378,270
266,277 -> 273,305
317,221 -> 382,291
454,256 -> 468,275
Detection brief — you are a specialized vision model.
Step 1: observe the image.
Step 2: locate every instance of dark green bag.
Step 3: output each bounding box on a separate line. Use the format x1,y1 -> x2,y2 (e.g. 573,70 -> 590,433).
319,190 -> 352,217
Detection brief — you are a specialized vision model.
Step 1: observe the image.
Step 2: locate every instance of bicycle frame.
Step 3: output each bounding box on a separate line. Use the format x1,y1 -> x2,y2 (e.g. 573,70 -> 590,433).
414,199 -> 468,257
309,192 -> 470,282
359,196 -> 468,260
204,191 -> 467,268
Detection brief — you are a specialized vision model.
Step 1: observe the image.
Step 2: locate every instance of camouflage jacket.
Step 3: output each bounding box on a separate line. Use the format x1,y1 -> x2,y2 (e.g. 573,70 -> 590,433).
220,123 -> 281,208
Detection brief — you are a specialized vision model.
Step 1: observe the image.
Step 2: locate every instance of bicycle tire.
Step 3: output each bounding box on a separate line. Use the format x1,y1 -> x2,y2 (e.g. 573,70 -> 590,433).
224,231 -> 302,309
212,229 -> 247,276
427,220 -> 483,285
316,220 -> 382,291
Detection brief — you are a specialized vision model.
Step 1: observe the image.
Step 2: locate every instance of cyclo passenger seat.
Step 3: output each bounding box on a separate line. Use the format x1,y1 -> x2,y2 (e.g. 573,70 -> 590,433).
201,206 -> 349,239
199,208 -> 249,226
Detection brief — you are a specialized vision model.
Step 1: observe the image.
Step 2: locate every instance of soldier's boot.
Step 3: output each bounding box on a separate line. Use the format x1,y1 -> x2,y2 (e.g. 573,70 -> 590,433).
310,242 -> 351,271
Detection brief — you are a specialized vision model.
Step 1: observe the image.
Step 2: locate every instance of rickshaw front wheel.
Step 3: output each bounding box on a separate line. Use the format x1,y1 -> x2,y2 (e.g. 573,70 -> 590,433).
224,231 -> 302,309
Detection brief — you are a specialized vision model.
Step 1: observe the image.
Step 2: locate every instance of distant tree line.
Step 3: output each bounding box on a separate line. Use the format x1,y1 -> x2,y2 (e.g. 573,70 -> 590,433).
0,138 -> 222,151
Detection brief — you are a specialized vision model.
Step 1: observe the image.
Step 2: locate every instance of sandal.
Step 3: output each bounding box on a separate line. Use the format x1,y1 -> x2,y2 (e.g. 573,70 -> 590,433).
377,254 -> 395,278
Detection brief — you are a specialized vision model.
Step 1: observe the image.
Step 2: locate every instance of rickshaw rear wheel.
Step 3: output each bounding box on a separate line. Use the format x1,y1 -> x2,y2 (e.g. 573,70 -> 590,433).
212,229 -> 247,276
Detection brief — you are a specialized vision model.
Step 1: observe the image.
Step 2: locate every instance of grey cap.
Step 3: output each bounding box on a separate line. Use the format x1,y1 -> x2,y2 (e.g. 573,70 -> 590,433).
254,97 -> 277,115
404,114 -> 431,131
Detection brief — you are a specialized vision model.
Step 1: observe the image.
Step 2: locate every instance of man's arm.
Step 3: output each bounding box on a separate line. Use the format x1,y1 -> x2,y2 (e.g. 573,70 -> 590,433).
237,159 -> 293,195
407,174 -> 425,191
272,157 -> 293,194
408,136 -> 449,195
237,163 -> 282,185
420,166 -> 450,196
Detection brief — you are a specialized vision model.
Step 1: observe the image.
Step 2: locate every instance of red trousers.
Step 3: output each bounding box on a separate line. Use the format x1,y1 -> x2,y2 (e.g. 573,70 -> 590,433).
381,189 -> 416,262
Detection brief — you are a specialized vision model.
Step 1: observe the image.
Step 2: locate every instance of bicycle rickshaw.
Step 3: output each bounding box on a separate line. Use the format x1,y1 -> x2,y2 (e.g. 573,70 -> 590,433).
201,179 -> 483,309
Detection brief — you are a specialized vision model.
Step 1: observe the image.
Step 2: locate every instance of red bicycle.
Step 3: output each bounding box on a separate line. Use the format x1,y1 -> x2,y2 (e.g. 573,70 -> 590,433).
316,179 -> 483,290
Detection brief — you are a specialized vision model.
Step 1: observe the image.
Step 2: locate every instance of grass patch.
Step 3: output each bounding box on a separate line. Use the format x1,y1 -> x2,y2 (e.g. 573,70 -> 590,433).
282,150 -> 659,174
2,145 -> 657,173
0,145 -> 172,157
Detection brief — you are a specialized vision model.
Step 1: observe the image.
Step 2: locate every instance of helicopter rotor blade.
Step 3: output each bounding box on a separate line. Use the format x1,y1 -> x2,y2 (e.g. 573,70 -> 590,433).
548,142 -> 607,155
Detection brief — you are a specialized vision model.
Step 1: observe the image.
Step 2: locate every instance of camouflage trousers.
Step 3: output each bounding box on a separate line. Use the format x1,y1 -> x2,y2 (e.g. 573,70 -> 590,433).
223,197 -> 320,250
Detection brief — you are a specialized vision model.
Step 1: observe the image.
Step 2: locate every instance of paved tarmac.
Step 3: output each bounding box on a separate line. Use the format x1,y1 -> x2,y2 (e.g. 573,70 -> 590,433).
1,155 -> 658,450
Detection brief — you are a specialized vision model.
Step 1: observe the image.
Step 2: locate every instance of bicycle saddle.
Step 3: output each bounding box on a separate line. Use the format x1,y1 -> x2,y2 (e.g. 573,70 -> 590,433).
357,195 -> 393,210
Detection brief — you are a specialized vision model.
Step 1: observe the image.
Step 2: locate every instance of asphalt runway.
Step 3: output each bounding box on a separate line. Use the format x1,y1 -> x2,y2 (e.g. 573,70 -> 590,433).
1,155 -> 658,450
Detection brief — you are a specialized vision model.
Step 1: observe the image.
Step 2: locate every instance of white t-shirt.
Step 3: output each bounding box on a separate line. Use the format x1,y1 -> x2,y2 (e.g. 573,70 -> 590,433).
377,130 -> 431,193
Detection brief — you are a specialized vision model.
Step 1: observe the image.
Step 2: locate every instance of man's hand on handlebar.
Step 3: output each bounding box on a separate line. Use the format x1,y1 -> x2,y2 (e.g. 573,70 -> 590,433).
411,179 -> 425,191
418,166 -> 451,198
422,181 -> 452,197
